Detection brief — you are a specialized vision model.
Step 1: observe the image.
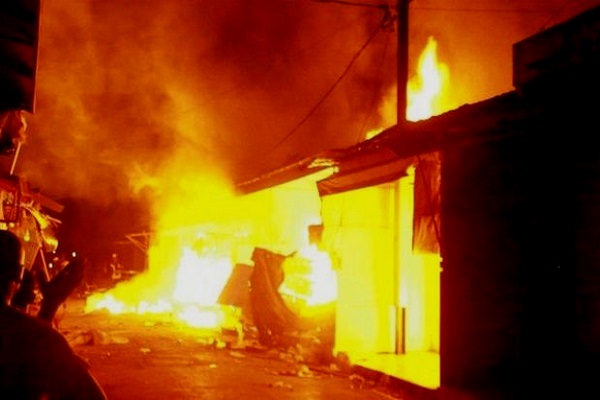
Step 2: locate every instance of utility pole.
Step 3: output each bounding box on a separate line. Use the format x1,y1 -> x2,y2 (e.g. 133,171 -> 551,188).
395,0 -> 410,356
397,0 -> 409,124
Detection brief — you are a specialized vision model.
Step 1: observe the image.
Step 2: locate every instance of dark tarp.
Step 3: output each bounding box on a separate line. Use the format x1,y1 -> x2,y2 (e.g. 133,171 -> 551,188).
249,247 -> 301,346
413,153 -> 441,254
0,0 -> 40,112
217,263 -> 252,310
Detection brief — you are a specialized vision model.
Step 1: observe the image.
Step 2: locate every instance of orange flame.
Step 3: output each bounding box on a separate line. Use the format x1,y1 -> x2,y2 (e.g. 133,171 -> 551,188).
85,223 -> 336,330
407,36 -> 449,121
365,35 -> 449,140
280,244 -> 337,310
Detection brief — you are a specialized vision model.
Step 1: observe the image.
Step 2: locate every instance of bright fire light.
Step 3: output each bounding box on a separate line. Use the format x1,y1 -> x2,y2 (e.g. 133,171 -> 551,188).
279,244 -> 337,311
172,246 -> 233,305
407,36 -> 449,121
300,245 -> 337,306
365,35 -> 450,140
85,223 -> 337,330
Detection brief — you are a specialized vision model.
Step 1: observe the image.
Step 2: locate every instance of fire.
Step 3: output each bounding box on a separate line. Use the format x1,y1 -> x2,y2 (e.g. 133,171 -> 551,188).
172,246 -> 232,305
85,222 -> 337,331
407,36 -> 449,121
85,231 -> 239,328
280,244 -> 337,310
299,245 -> 337,306
365,35 -> 449,140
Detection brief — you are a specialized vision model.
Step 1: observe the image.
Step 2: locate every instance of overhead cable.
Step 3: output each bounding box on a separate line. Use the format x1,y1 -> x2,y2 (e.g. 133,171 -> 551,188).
269,9 -> 391,152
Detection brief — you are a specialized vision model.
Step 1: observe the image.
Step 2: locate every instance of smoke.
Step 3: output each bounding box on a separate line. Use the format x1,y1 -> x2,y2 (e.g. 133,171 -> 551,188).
12,0 -> 600,230
18,0 -> 393,204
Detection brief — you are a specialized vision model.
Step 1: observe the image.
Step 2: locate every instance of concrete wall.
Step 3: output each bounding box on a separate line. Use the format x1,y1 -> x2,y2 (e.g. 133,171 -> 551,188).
321,184 -> 398,360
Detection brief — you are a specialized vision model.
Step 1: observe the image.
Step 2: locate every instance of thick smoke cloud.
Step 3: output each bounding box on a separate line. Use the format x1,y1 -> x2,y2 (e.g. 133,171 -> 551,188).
19,0 -> 599,201
20,0 -> 394,203
11,0 -> 599,252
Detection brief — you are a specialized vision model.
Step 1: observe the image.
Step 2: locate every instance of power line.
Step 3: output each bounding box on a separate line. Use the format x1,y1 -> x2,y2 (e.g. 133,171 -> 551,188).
309,0 -> 389,11
412,6 -> 560,14
268,9 -> 391,152
539,0 -> 576,29
355,28 -> 392,143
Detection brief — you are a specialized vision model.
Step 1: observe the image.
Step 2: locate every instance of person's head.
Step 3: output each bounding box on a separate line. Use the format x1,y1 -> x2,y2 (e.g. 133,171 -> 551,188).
0,229 -> 25,303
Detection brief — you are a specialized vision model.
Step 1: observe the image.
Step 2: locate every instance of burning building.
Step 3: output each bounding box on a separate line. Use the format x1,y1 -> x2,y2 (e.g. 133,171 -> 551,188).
4,1 -> 600,399
235,5 -> 600,400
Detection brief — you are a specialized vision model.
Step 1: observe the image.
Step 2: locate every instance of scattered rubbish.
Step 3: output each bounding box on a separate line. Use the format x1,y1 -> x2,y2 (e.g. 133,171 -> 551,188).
349,374 -> 366,389
64,329 -> 116,346
109,335 -> 129,344
297,364 -> 313,378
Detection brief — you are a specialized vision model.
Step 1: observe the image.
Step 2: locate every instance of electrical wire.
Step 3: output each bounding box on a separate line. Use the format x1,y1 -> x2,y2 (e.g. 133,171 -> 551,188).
538,0 -> 576,30
268,9 -> 391,152
310,0 -> 389,11
413,6 -> 559,14
354,29 -> 392,143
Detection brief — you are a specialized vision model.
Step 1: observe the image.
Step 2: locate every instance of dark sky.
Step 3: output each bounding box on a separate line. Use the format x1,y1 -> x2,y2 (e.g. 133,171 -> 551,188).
10,0 -> 600,254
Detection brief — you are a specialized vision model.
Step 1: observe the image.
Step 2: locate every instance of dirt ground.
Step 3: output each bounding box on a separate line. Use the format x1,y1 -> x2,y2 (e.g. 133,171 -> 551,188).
56,298 -> 402,400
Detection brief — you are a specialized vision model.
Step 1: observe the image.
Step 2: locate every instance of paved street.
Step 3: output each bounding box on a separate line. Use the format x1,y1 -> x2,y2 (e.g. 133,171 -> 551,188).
56,299 -> 400,400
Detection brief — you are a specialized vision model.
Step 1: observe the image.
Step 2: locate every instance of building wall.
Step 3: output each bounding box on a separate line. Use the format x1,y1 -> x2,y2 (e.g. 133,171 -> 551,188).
440,98 -> 600,398
321,184 -> 398,360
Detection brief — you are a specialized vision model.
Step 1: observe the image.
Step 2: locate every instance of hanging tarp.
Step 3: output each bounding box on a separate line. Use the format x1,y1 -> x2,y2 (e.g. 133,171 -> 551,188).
0,0 -> 41,112
413,153 -> 441,254
249,247 -> 301,346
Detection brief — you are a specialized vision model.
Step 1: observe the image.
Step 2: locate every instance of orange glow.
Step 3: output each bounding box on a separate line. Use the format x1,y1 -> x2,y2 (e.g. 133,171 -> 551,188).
365,36 -> 450,140
280,244 -> 337,311
85,173 -> 337,332
407,36 -> 449,121
85,233 -> 237,329
86,226 -> 336,330
301,245 -> 337,306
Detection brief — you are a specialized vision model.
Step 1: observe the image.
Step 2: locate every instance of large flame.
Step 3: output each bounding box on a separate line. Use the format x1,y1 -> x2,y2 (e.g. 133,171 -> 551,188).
280,244 -> 337,309
85,199 -> 337,331
365,35 -> 450,140
85,230 -> 239,329
407,36 -> 449,121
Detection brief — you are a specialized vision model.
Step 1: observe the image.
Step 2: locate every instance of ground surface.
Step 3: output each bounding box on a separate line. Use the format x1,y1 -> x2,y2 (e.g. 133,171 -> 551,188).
57,298 -> 400,400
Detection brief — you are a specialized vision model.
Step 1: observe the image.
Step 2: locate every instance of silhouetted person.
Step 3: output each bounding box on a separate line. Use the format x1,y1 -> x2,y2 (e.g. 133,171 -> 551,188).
10,249 -> 87,326
109,253 -> 122,281
0,229 -> 107,400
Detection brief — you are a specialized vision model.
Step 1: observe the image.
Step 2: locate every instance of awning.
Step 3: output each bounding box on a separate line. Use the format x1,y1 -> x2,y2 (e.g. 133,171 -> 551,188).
235,91 -> 536,198
317,148 -> 415,196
